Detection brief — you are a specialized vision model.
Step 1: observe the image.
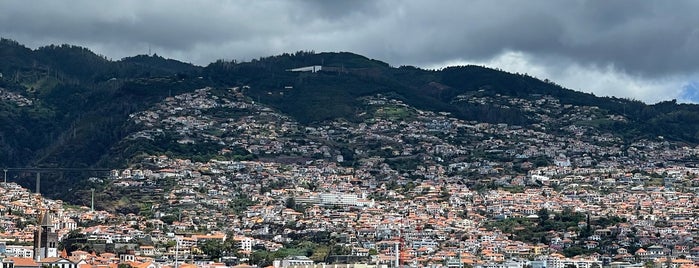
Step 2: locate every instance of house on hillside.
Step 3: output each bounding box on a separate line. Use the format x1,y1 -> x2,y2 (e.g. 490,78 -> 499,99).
39,257 -> 77,268
7,257 -> 37,268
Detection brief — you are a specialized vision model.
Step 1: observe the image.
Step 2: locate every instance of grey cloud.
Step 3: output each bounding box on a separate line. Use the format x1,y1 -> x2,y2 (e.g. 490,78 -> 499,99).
293,0 -> 383,20
368,0 -> 699,78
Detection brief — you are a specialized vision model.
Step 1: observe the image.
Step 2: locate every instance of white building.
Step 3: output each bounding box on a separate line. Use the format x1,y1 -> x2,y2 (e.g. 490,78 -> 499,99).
5,245 -> 33,258
287,66 -> 323,73
274,256 -> 314,267
233,236 -> 253,253
320,192 -> 358,206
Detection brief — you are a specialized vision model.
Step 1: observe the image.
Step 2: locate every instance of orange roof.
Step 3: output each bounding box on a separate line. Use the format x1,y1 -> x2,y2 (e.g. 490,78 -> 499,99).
100,253 -> 116,258
8,257 -> 38,267
129,261 -> 156,268
673,259 -> 694,264
462,258 -> 475,264
40,257 -> 68,263
194,233 -> 226,240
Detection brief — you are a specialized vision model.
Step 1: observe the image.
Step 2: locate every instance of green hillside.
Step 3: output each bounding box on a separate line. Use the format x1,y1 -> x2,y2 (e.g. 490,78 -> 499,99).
2,38 -> 699,201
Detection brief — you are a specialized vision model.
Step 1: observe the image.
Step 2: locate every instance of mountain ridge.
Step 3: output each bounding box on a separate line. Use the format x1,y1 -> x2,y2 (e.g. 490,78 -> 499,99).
1,38 -> 699,203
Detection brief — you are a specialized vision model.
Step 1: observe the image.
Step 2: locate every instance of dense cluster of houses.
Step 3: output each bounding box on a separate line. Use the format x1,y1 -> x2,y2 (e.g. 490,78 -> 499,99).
2,88 -> 699,268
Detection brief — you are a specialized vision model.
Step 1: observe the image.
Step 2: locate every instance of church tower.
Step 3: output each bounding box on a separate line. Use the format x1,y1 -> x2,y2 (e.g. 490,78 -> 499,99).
33,212 -> 58,261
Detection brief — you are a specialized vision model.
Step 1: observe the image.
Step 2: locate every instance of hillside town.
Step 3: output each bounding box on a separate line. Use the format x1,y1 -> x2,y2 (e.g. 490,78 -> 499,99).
2,87 -> 699,268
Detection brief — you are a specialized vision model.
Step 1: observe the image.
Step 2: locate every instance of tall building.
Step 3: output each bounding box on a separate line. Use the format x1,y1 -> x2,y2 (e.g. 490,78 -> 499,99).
33,213 -> 58,261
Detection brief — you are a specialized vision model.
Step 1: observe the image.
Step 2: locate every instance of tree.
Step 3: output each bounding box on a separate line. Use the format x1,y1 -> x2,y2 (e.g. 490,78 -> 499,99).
60,230 -> 88,252
286,197 -> 296,210
537,208 -> 550,224
439,186 -> 451,199
310,245 -> 330,262
160,214 -> 178,225
580,213 -> 593,238
250,250 -> 273,267
199,240 -> 226,260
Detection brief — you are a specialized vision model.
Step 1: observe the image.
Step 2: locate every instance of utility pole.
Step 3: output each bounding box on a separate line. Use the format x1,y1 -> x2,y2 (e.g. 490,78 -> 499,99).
3,169 -> 7,185
36,173 -> 40,194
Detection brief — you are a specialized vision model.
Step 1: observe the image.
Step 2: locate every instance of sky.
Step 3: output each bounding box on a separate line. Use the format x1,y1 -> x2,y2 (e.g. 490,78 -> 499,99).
1,0 -> 698,104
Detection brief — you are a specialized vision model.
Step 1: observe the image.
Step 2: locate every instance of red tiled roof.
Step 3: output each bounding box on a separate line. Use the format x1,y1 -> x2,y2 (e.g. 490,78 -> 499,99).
8,257 -> 38,267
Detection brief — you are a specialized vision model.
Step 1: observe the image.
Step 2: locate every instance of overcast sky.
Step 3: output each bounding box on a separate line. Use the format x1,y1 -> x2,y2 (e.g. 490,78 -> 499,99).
1,0 -> 698,104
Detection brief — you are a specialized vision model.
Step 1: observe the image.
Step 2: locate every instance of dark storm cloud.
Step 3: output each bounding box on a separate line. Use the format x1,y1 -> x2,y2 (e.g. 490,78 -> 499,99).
365,0 -> 699,78
0,1 -> 281,51
0,0 -> 698,100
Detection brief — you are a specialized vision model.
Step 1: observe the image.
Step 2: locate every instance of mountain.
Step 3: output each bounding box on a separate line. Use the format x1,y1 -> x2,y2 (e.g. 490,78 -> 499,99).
2,38 -> 699,205
203,51 -> 699,143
